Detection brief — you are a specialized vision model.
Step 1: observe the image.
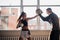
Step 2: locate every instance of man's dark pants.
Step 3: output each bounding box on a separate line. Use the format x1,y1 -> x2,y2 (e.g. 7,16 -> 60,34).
50,30 -> 59,40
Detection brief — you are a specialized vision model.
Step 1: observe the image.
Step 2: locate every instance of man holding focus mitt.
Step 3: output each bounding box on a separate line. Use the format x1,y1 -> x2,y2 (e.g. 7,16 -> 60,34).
36,8 -> 59,40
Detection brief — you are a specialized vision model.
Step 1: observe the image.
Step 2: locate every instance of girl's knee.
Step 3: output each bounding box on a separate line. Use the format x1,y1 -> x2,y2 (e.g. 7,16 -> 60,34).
27,37 -> 31,40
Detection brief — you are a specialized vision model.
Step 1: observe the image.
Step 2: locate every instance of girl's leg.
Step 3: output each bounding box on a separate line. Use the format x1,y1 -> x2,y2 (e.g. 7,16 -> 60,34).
27,37 -> 31,40
27,30 -> 31,40
19,37 -> 23,40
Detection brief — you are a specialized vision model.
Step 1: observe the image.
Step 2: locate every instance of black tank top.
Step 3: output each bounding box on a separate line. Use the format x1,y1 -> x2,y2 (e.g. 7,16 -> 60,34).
21,19 -> 28,27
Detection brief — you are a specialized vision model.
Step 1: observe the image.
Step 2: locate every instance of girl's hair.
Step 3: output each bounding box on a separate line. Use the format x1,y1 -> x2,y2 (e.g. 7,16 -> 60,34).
17,12 -> 26,22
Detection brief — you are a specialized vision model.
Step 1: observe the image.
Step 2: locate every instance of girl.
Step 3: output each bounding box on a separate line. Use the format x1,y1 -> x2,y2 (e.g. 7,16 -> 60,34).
17,12 -> 38,40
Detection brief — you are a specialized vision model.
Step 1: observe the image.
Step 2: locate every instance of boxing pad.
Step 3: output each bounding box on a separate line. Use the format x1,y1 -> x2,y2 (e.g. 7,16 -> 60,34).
36,9 -> 43,14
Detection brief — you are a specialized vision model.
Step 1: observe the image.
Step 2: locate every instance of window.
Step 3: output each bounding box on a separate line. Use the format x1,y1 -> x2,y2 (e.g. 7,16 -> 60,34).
0,0 -> 20,6
23,0 -> 37,5
40,0 -> 60,30
0,7 -> 20,30
0,16 -> 8,30
8,7 -> 20,30
40,0 -> 60,5
0,0 -> 59,30
40,7 -> 60,17
24,7 -> 36,17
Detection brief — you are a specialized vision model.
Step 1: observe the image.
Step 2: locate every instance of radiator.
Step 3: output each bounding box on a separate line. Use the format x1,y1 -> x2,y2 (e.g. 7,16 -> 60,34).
0,30 -> 50,40
0,37 -> 19,40
0,36 -> 50,40
31,36 -> 49,40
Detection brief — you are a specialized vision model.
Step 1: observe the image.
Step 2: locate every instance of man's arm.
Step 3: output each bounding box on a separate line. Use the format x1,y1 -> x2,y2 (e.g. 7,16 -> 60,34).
36,9 -> 51,22
39,14 -> 50,22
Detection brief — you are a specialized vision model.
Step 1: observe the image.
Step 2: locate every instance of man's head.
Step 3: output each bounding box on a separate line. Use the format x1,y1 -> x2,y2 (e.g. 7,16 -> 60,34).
46,8 -> 52,15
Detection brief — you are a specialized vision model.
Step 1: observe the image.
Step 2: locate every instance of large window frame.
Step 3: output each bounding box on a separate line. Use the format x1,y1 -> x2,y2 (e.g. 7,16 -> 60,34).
0,0 -> 60,30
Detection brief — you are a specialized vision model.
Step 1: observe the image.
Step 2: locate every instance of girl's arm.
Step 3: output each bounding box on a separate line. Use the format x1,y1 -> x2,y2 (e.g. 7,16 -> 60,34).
27,15 -> 38,20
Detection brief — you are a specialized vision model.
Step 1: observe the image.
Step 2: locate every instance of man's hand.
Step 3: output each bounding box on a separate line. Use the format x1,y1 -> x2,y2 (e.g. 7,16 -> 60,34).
36,9 -> 43,15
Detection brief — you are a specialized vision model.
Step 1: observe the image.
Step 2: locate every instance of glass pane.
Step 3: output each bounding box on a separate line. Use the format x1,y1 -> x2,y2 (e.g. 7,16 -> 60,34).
0,16 -> 8,30
40,0 -> 60,5
8,7 -> 20,30
23,0 -> 37,5
0,7 -> 20,30
24,7 -> 37,17
1,7 -> 20,16
40,7 -> 60,17
24,7 -> 38,30
1,7 -> 9,16
0,0 -> 20,6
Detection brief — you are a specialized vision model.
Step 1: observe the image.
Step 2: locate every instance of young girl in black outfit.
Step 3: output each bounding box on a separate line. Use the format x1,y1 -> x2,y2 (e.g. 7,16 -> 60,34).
17,12 -> 38,40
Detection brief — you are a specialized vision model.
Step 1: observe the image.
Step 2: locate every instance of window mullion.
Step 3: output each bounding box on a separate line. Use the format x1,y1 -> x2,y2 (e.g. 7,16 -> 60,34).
21,0 -> 23,12
37,0 -> 40,29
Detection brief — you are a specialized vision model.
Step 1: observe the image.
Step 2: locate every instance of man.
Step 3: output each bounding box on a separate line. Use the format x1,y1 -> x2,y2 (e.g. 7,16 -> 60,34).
36,8 -> 59,40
